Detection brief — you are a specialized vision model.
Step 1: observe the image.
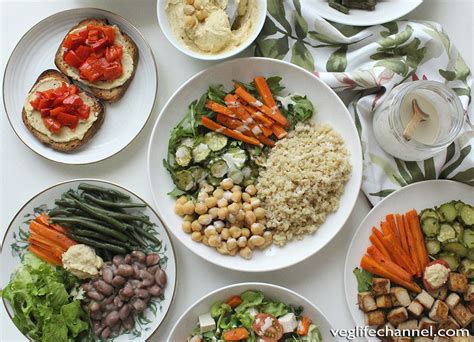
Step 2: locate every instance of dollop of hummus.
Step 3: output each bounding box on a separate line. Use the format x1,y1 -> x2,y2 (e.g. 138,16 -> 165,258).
62,244 -> 103,279
166,0 -> 258,54
424,263 -> 450,289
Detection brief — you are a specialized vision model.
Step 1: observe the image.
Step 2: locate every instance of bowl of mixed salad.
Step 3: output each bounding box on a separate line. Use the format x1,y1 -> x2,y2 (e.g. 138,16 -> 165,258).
167,282 -> 334,341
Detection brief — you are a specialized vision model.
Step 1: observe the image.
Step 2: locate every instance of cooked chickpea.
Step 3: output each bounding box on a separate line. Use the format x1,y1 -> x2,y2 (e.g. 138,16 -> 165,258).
182,221 -> 192,233
183,4 -> 195,15
177,196 -> 188,204
229,226 -> 241,239
214,220 -> 225,230
217,198 -> 228,208
226,237 -> 238,250
208,207 -> 218,219
194,0 -> 204,9
208,235 -> 221,247
204,225 -> 217,237
250,223 -> 265,235
231,191 -> 242,203
195,202 -> 208,215
191,231 -> 202,242
248,235 -> 265,248
202,183 -> 214,193
242,192 -> 251,203
229,247 -> 238,256
202,236 -> 209,245
223,191 -> 233,201
227,213 -> 237,224
254,207 -> 266,220
244,211 -> 256,226
183,214 -> 194,222
236,210 -> 245,222
231,185 -> 242,192
205,196 -> 217,208
228,202 -> 240,215
221,228 -> 230,240
239,247 -> 252,259
245,185 -> 257,196
196,9 -> 208,21
221,178 -> 233,190
185,0 -> 194,4
191,220 -> 202,232
198,214 -> 212,226
261,231 -> 273,249
175,203 -> 184,216
250,198 -> 261,208
183,202 -> 195,215
241,228 -> 251,238
237,236 -> 247,248
217,207 -> 229,220
184,15 -> 196,28
213,188 -> 224,199
197,192 -> 209,202
242,203 -> 252,211
257,218 -> 267,226
216,242 -> 229,255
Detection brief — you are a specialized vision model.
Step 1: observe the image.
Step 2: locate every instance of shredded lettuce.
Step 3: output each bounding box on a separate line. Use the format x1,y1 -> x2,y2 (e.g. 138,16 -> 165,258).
0,253 -> 89,341
234,290 -> 264,313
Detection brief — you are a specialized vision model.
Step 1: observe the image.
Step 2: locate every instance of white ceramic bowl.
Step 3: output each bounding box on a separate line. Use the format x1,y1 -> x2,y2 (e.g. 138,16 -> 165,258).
147,57 -> 363,272
167,282 -> 335,341
156,0 -> 266,60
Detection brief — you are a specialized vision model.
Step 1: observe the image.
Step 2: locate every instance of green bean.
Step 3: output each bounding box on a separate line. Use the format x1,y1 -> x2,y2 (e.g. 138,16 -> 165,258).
329,0 -> 349,13
82,193 -> 146,209
128,229 -> 147,247
48,208 -> 73,217
78,183 -> 130,200
51,217 -> 128,241
71,228 -> 127,247
66,232 -> 128,254
132,225 -> 161,245
73,200 -> 127,231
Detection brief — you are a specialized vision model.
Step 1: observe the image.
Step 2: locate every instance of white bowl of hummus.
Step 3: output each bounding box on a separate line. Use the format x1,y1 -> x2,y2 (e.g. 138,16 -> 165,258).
157,0 -> 266,60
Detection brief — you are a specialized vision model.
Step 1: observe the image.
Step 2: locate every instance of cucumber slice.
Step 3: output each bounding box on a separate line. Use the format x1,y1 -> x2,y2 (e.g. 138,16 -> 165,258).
453,222 -> 464,241
421,217 -> 440,237
454,201 -> 465,214
223,148 -> 247,169
189,166 -> 208,183
460,205 -> 474,226
443,242 -> 467,257
175,170 -> 195,191
437,224 -> 456,243
425,239 -> 441,255
460,259 -> 474,277
207,175 -> 222,187
209,160 -> 228,178
204,132 -> 228,152
228,169 -> 244,184
438,253 -> 459,271
420,209 -> 439,222
192,143 -> 211,163
181,137 -> 194,148
463,229 -> 474,248
175,146 -> 192,167
438,202 -> 457,223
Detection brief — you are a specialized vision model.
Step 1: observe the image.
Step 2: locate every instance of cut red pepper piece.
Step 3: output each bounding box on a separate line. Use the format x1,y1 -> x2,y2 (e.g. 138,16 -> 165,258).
49,106 -> 66,118
63,33 -> 86,50
63,94 -> 82,107
30,97 -> 41,110
91,37 -> 110,51
75,45 -> 93,61
105,45 -> 123,62
43,117 -> 61,133
64,50 -> 83,68
102,26 -> 116,42
57,112 -> 79,128
77,104 -> 90,120
103,63 -> 122,81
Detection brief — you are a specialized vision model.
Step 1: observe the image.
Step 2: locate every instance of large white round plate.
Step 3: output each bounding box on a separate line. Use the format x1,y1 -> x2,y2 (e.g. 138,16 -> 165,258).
3,8 -> 157,164
147,57 -> 363,272
167,282 -> 335,341
1,179 -> 176,341
344,180 -> 473,341
311,0 -> 423,26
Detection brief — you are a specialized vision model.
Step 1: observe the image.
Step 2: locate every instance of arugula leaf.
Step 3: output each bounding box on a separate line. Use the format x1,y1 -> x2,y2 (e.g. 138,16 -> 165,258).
353,267 -> 373,292
290,95 -> 314,121
207,85 -> 227,104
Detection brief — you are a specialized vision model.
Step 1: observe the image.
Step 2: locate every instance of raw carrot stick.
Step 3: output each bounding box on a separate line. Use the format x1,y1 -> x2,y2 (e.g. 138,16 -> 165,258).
49,223 -> 66,233
367,245 -> 412,282
386,214 -> 400,241
369,233 -> 391,260
29,221 -> 76,250
29,231 -> 63,250
235,87 -> 288,127
270,123 -> 288,139
380,221 -> 392,236
244,105 -> 274,127
360,255 -> 421,293
407,209 -> 429,270
216,113 -> 254,137
201,116 -> 262,146
382,234 -> 416,275
35,214 -> 50,226
28,237 -> 64,258
404,214 -> 422,277
396,213 -> 409,255
28,245 -> 62,265
205,100 -> 236,117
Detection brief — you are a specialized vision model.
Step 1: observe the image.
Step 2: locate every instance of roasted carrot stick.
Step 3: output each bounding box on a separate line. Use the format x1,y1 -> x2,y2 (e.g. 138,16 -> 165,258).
216,114 -> 253,136
367,245 -> 412,282
403,214 -> 422,277
29,221 -> 76,250
380,221 -> 393,236
35,214 -> 50,226
201,116 -> 262,146
270,123 -> 288,139
28,237 -> 64,259
369,233 -> 391,260
205,100 -> 236,117
235,87 -> 288,127
360,255 -> 421,293
244,105 -> 274,127
396,213 -> 409,255
260,124 -> 273,137
28,245 -> 62,265
254,76 -> 288,126
29,231 -> 63,250
382,234 -> 416,275
406,209 -> 429,270
386,214 -> 400,241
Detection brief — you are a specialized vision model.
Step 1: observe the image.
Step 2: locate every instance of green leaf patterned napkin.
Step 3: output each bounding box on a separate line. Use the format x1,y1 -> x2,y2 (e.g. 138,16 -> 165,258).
255,0 -> 473,204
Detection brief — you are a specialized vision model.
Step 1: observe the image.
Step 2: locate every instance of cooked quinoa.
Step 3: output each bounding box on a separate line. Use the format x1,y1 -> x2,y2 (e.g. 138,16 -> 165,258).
256,122 -> 351,246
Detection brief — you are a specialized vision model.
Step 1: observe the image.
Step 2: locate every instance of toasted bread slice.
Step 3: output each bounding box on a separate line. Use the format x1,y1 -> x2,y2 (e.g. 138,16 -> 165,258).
22,69 -> 105,152
54,18 -> 139,102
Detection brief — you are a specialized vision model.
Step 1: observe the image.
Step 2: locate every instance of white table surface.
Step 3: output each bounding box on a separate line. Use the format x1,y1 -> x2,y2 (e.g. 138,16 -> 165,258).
1,0 -> 472,341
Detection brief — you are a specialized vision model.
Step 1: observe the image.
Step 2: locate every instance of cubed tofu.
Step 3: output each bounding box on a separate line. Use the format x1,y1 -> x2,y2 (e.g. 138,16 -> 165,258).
417,290 -> 435,310
429,286 -> 448,301
198,312 -> 216,333
414,338 -> 434,342
387,307 -> 408,326
467,300 -> 474,314
377,323 -> 396,342
377,294 -> 393,309
408,300 -> 425,317
452,338 -> 473,342
429,300 -> 449,323
465,285 -> 474,301
398,338 -> 412,342
433,337 -> 452,342
365,310 -> 386,326
439,316 -> 460,330
358,292 -> 377,312
372,278 -> 391,296
418,317 -> 438,335
448,273 -> 468,294
391,287 -> 411,307
445,293 -> 461,310
398,319 -> 418,331
278,313 -> 298,333
452,303 -> 474,327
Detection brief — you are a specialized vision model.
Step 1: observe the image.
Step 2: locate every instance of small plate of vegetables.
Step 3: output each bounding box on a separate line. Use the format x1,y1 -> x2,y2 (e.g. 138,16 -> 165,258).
0,179 -> 176,341
167,282 -> 334,341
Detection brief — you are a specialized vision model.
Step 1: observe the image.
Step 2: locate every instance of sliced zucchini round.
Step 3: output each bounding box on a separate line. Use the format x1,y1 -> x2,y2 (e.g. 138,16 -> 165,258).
204,132 -> 228,152
192,143 -> 211,163
463,229 -> 474,249
460,259 -> 474,277
425,239 -> 441,255
223,147 -> 247,169
420,209 -> 440,222
175,170 -> 196,191
437,223 -> 456,243
438,253 -> 459,271
181,137 -> 194,148
443,242 -> 467,257
421,217 -> 440,237
209,159 -> 229,178
438,202 -> 457,223
228,169 -> 244,184
175,146 -> 192,167
453,221 -> 464,241
460,205 -> 474,226
189,166 -> 208,183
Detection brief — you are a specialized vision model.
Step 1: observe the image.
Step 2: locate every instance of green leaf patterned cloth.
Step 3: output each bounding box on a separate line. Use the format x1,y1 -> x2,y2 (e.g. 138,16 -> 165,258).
256,0 -> 473,204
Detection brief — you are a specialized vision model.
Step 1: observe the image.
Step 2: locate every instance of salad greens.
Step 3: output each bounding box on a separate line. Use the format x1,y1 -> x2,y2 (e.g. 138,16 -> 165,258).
0,253 -> 89,341
353,267 -> 373,292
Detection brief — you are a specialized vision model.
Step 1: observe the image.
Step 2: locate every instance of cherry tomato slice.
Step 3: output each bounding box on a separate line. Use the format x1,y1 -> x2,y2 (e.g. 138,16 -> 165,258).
252,313 -> 284,342
57,113 -> 79,129
64,50 -> 83,68
105,45 -> 123,62
43,117 -> 61,133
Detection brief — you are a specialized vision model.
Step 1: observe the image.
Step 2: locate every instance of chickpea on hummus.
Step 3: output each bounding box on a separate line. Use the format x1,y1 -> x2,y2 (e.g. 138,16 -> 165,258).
165,0 -> 259,54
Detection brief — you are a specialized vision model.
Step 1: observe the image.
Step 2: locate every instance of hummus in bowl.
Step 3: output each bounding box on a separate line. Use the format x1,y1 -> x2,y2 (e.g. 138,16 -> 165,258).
158,0 -> 266,60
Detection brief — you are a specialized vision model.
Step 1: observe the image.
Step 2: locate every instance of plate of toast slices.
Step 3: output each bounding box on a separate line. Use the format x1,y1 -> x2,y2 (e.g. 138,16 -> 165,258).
3,8 -> 157,164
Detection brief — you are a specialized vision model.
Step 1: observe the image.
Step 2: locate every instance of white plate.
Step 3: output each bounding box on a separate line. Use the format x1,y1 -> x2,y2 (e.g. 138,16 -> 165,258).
344,180 -> 473,341
1,179 -> 176,341
3,8 -> 157,164
147,57 -> 363,272
311,0 -> 423,26
167,282 -> 335,341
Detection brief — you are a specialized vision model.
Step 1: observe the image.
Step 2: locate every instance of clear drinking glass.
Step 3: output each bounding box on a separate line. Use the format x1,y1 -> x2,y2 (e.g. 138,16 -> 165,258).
373,80 -> 464,161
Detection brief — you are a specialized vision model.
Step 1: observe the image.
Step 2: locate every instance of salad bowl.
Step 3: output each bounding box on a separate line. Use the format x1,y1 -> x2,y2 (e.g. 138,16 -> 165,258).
147,57 -> 363,272
0,179 -> 176,341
